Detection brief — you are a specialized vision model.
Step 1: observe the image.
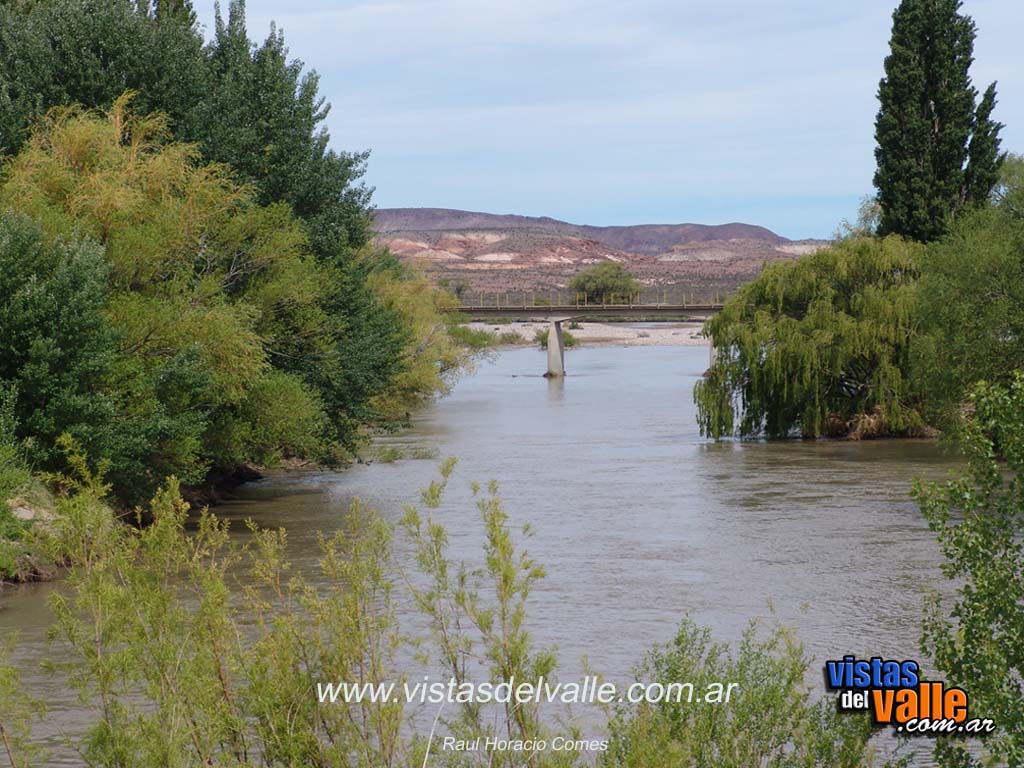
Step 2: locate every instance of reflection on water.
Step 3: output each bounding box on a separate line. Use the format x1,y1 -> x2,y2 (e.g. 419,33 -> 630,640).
0,345 -> 962,764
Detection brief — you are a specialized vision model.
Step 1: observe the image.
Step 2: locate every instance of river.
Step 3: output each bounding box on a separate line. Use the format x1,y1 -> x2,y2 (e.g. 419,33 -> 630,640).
0,343 -> 964,764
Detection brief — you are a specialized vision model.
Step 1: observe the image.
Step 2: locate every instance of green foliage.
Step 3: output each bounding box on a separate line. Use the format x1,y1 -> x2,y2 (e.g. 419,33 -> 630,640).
568,263 -> 641,304
916,373 -> 1024,767
0,452 -> 34,579
0,103 -> 337,502
873,0 -> 1004,243
0,0 -> 205,156
0,211 -> 118,472
535,328 -> 579,349
198,0 -> 374,259
993,153 -> 1024,218
374,445 -> 405,463
0,636 -> 46,767
0,0 -> 476,493
401,461 -> 578,768
211,370 -> 327,468
913,166 -> 1024,430
448,324 -> 502,350
367,264 -> 480,420
35,469 -> 411,767
696,237 -> 925,439
601,619 -> 878,768
0,0 -> 372,261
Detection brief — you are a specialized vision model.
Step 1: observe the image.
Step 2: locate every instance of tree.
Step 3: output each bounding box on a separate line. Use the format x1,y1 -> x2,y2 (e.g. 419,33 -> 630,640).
916,373 -> 1024,767
197,0 -> 374,259
992,152 -> 1024,218
873,0 -> 1004,243
0,212 -> 116,472
569,262 -> 640,304
1,100 -> 331,503
0,0 -> 206,155
913,157 -> 1024,430
695,237 -> 925,439
0,0 -> 411,449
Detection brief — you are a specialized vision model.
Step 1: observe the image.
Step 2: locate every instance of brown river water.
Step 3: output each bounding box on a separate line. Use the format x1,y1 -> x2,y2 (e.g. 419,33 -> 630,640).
0,342 -> 966,764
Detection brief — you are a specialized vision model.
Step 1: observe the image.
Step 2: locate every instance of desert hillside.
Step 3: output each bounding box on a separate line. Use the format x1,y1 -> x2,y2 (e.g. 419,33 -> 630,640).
373,208 -> 825,300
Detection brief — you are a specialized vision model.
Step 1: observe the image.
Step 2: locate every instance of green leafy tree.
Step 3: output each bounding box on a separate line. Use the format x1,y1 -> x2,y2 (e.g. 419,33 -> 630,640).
0,212 -> 117,470
913,159 -> 1024,430
916,373 -> 1024,767
0,0 -> 205,155
0,0 -> 415,458
992,152 -> 1024,218
569,262 -> 641,304
695,237 -> 925,439
1,101 -> 333,503
198,0 -> 374,258
874,0 -> 1004,243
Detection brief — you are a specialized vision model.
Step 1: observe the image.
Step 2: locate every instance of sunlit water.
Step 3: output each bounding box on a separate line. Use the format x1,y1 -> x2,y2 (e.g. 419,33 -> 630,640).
0,344 -> 965,764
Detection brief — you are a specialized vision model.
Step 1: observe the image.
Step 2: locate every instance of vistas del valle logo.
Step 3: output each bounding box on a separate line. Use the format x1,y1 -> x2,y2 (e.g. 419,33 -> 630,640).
824,655 -> 995,736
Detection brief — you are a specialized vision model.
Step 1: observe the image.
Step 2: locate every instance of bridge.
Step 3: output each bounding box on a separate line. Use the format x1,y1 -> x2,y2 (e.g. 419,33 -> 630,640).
450,300 -> 725,377
455,303 -> 724,322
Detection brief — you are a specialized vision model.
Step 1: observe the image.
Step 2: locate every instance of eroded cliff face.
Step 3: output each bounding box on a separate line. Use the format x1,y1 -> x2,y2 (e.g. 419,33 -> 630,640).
373,208 -> 826,298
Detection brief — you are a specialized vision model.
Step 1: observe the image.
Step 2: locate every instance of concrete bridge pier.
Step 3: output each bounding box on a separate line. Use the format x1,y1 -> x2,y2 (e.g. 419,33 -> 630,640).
545,320 -> 566,377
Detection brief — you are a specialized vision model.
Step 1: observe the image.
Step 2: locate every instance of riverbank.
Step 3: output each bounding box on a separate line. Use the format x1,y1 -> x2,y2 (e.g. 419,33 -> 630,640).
472,320 -> 709,346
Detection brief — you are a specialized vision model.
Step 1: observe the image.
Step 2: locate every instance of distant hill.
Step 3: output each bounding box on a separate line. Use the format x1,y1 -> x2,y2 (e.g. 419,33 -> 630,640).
372,207 -> 824,300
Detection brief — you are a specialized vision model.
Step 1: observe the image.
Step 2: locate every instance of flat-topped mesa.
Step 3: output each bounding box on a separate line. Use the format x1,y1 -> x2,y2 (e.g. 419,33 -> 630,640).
372,207 -> 826,297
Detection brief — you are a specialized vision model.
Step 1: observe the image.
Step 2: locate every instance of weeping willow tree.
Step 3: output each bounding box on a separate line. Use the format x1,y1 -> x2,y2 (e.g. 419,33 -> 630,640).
695,236 -> 926,439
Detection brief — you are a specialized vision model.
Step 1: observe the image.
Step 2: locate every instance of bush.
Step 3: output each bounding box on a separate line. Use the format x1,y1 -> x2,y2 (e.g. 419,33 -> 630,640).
535,328 -> 579,349
569,263 -> 641,304
916,373 -> 1024,767
602,619 -> 877,768
448,323 -> 501,350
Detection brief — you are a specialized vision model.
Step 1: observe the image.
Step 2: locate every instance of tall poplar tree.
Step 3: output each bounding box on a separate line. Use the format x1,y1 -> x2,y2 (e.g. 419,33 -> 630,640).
874,0 -> 1004,243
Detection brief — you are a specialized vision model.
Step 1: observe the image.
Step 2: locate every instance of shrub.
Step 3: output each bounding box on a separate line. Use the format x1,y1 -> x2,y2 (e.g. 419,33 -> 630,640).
535,328 -> 579,349
602,619 -> 877,768
448,323 -> 501,350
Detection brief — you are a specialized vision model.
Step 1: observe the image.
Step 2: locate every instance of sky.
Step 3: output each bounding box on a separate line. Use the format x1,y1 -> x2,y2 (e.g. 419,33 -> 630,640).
191,0 -> 1023,239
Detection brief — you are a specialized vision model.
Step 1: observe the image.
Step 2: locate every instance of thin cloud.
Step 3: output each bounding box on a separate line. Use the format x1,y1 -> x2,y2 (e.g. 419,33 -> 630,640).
193,0 -> 1023,238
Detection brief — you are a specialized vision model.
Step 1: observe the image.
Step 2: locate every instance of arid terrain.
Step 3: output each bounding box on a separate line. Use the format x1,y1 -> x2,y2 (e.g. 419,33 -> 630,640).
374,208 -> 826,301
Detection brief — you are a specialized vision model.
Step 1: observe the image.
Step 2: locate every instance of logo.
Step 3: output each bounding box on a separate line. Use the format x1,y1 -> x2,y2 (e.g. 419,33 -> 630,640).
823,655 -> 995,736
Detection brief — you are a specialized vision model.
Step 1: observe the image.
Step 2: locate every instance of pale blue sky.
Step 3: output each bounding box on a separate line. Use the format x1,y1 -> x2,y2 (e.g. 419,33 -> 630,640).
191,0 -> 1023,239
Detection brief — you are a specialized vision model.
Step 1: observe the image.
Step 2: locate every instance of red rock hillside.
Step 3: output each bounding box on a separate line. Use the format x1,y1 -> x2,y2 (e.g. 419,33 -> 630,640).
373,208 -> 826,301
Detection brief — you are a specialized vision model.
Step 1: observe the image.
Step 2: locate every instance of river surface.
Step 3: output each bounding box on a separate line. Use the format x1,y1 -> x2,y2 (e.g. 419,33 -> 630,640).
0,343 -> 964,764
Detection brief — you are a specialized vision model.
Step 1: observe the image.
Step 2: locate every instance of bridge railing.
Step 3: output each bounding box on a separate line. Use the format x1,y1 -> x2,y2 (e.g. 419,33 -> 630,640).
453,289 -> 728,309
